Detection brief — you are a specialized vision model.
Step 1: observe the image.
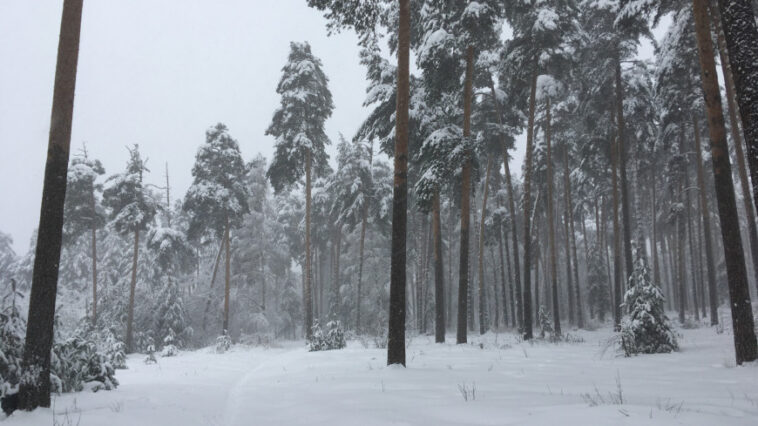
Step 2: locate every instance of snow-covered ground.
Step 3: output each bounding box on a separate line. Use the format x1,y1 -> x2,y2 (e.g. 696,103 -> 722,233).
3,326 -> 757,425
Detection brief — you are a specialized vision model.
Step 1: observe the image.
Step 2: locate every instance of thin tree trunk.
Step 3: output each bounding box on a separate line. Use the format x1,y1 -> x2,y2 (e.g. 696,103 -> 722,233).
387,0 -> 410,366
693,0 -> 757,364
611,115 -> 623,331
202,239 -> 225,332
478,156 -> 493,334
521,67 -> 539,340
433,189 -> 445,342
545,99 -> 562,336
90,191 -> 98,326
615,50 -> 634,282
223,215 -> 231,334
489,81 -> 523,331
563,146 -> 578,327
305,149 -> 314,339
126,228 -> 140,352
356,200 -> 368,332
447,202 -> 454,329
19,0 -> 82,409
457,45 -> 475,344
498,217 -> 509,328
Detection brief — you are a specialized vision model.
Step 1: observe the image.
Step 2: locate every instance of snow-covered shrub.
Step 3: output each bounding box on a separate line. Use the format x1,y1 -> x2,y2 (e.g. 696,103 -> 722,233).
215,333 -> 232,354
308,320 -> 346,352
102,328 -> 127,369
620,242 -> 678,356
161,328 -> 179,357
134,331 -> 155,354
50,335 -> 118,393
538,306 -> 553,339
0,281 -> 25,397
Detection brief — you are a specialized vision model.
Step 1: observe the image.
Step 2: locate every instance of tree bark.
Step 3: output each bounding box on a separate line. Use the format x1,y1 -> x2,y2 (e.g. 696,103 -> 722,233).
90,189 -> 98,326
521,68 -> 539,340
693,0 -> 757,364
611,116 -> 623,331
562,146 -> 577,327
387,0 -> 410,366
356,197 -> 368,332
694,115 -> 719,325
716,0 -> 758,222
19,0 -> 83,410
710,1 -> 758,291
457,45 -> 475,344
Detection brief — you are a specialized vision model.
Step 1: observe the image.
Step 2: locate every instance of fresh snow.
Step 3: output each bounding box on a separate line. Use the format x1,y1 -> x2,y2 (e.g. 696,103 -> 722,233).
3,327 -> 757,425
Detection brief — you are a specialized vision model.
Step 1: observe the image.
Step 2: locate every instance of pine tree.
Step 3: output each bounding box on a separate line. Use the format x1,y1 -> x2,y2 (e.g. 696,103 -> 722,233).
620,240 -> 678,356
183,123 -> 249,337
62,148 -> 106,325
102,145 -> 157,353
266,42 -> 334,340
587,243 -> 610,322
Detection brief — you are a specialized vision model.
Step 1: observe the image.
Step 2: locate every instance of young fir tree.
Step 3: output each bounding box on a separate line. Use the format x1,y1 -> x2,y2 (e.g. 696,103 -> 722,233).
183,123 -> 249,337
62,148 -> 106,325
620,239 -> 677,356
102,145 -> 157,353
266,42 -> 334,340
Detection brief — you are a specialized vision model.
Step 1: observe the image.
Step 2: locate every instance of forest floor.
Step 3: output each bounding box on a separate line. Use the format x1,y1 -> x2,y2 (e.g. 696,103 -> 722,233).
3,325 -> 757,425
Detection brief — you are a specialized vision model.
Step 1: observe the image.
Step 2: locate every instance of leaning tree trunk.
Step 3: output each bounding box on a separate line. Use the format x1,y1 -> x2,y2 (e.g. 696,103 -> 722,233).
710,1 -> 758,291
521,66 -> 539,340
716,0 -> 758,221
19,0 -> 83,410
693,0 -> 757,364
489,81 -> 523,331
545,99 -> 562,336
478,156 -> 493,335
126,228 -> 140,352
457,44 -> 475,344
387,0 -> 410,366
223,215 -> 231,334
614,49 -> 634,282
433,188 -> 445,342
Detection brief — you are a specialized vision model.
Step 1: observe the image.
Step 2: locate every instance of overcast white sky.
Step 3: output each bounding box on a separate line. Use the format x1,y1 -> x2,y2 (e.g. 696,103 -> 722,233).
0,1 -> 668,255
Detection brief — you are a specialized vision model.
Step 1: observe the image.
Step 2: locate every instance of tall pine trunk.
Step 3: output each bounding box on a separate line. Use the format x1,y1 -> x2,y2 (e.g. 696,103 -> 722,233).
19,0 -> 83,409
356,199 -> 368,332
305,149 -> 314,339
563,147 -> 578,327
387,0 -> 410,366
521,68 -> 539,340
478,156 -> 493,334
614,51 -> 634,282
457,45 -> 475,344
90,192 -> 98,326
223,215 -> 231,334
545,99 -> 561,336
710,1 -> 758,290
611,115 -> 623,331
433,189 -> 445,342
716,0 -> 758,220
693,0 -> 757,364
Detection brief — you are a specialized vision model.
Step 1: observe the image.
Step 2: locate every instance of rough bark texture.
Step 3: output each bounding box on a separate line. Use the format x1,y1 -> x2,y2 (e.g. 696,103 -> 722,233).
710,1 -> 758,292
387,0 -> 410,366
694,0 -> 757,364
521,69 -> 538,340
19,0 -> 83,410
457,45 -> 475,344
717,0 -> 758,220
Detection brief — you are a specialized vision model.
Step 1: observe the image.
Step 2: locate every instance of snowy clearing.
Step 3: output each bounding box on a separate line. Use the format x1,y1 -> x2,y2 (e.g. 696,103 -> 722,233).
3,326 -> 757,426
